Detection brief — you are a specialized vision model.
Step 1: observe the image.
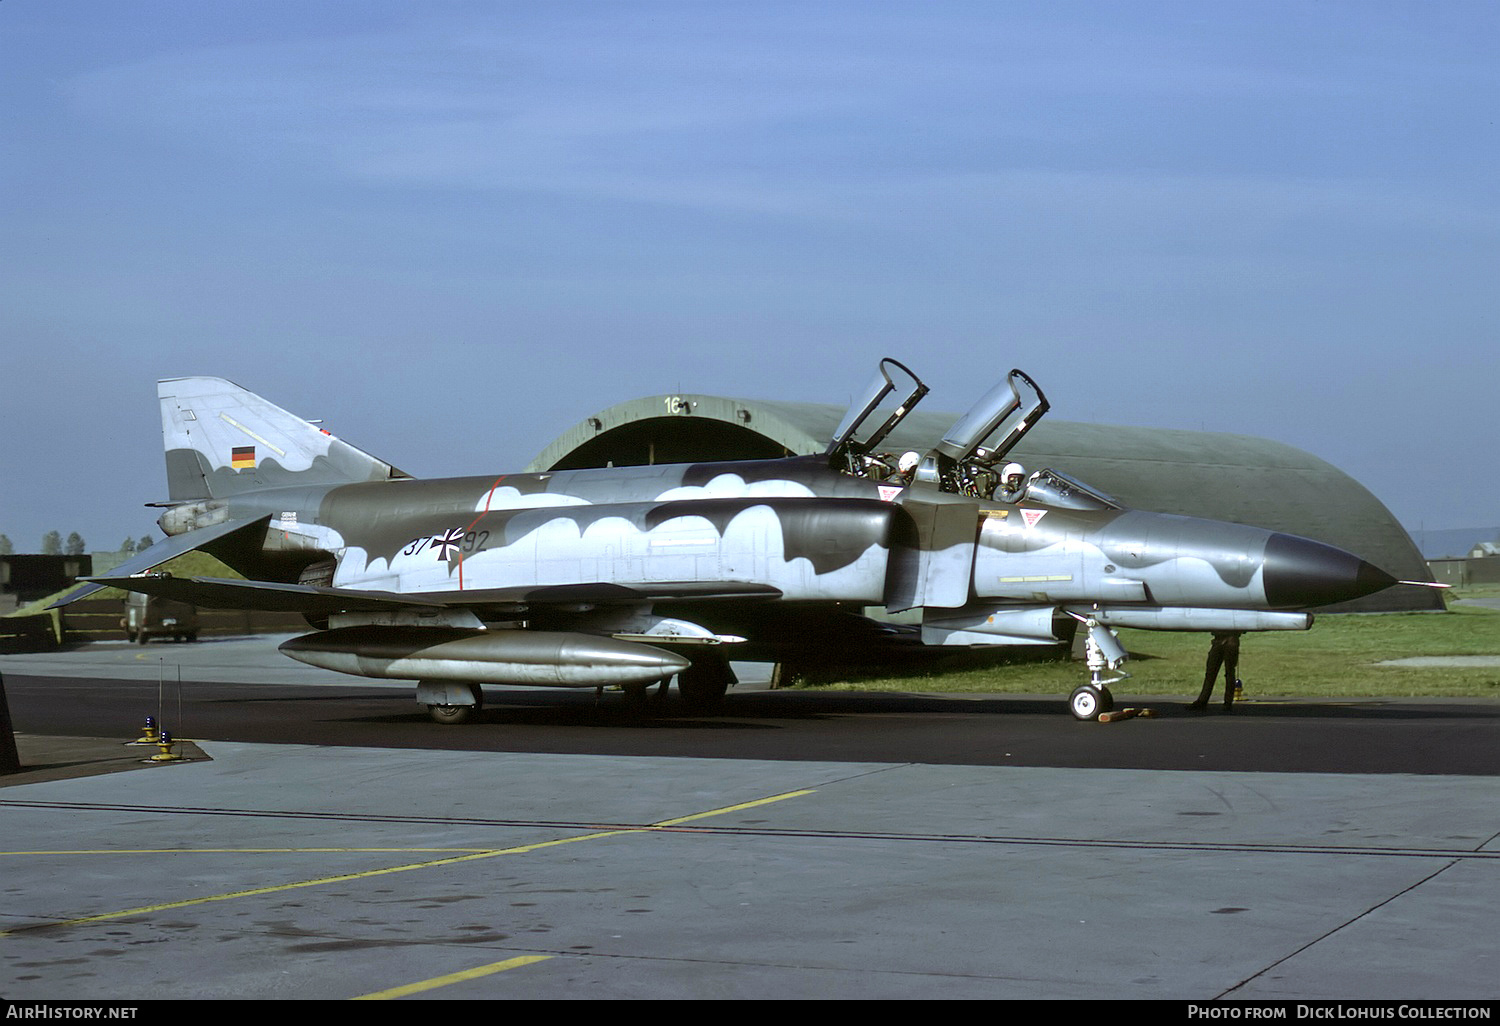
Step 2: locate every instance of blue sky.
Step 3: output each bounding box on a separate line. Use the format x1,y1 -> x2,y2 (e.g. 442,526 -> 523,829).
2,0 -> 1496,553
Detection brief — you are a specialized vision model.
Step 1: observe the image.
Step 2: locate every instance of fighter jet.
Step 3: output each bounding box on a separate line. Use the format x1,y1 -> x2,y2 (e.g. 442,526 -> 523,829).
58,359 -> 1401,721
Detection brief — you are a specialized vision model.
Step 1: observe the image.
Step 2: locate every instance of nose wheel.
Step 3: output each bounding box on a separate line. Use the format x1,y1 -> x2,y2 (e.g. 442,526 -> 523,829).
1069,684 -> 1114,721
1066,613 -> 1129,721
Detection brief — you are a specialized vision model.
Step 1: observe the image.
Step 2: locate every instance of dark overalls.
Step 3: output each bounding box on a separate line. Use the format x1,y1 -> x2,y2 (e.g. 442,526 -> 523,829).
1190,631 -> 1242,710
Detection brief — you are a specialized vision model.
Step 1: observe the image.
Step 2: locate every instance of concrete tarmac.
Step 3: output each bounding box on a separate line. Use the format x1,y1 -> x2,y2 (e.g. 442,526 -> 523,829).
2,639 -> 1498,1002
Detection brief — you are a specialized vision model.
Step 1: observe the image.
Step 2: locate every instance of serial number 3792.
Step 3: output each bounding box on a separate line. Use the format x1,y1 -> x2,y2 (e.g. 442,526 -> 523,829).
401,529 -> 490,558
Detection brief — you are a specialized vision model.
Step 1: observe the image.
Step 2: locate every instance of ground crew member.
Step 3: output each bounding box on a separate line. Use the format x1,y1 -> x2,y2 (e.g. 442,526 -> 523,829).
1188,631 -> 1242,711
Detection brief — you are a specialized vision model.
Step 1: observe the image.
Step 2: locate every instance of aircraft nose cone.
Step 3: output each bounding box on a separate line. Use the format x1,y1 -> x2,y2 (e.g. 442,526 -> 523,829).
1262,533 -> 1397,608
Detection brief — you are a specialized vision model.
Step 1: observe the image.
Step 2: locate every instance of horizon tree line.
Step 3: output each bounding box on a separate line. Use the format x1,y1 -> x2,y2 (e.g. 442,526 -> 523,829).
0,533 -> 155,556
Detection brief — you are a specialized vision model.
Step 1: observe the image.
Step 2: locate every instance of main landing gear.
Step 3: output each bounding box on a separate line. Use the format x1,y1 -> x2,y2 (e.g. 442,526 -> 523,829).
415,657 -> 735,725
419,681 -> 483,725
428,702 -> 477,725
619,659 -> 736,715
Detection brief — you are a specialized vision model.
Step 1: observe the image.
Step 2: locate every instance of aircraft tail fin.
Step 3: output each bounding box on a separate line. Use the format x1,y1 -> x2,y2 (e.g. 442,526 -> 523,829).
159,377 -> 412,501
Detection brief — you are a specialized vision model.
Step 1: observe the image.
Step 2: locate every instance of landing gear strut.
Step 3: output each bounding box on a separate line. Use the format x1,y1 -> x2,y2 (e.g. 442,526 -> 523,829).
1067,614 -> 1131,721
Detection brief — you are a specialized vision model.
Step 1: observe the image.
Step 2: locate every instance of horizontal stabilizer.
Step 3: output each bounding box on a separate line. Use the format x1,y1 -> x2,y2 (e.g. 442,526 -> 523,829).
78,574 -> 444,614
48,516 -> 271,608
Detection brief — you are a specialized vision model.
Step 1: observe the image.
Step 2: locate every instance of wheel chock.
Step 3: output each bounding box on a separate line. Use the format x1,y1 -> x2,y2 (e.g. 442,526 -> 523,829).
1098,707 -> 1156,723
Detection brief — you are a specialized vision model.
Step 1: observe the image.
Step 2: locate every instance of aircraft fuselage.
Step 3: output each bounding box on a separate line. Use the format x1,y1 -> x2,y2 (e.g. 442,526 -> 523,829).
73,363 -> 1401,722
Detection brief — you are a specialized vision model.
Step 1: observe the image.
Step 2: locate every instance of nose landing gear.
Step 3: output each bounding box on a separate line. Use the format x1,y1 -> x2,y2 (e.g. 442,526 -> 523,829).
1068,615 -> 1131,721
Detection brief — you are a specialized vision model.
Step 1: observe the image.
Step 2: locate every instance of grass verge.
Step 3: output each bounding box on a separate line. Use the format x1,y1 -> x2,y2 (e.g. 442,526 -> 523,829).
797,593 -> 1500,700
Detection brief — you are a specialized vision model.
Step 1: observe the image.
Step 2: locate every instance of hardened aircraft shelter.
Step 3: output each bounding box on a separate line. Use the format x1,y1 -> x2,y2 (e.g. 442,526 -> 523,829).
529,393 -> 1435,613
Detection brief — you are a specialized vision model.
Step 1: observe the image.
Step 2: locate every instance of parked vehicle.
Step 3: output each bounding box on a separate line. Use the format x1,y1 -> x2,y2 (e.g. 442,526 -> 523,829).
122,592 -> 199,644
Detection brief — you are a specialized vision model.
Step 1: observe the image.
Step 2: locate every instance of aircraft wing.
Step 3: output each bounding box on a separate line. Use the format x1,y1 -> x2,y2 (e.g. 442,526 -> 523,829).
47,516 -> 273,608
73,574 -> 784,614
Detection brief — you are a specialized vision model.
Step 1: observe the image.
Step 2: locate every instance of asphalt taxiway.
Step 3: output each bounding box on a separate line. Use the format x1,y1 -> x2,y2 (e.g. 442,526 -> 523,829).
2,638 -> 1497,1001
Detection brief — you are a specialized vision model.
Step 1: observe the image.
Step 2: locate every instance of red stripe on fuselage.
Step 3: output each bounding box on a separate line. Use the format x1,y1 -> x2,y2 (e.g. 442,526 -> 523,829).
456,476 -> 507,590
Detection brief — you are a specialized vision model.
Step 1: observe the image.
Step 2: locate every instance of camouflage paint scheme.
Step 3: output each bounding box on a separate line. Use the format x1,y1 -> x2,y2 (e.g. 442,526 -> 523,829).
64,361 -> 1399,721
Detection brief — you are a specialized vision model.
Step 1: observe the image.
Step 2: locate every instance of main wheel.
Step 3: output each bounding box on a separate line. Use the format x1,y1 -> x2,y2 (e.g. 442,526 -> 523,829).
1069,685 -> 1114,721
428,704 -> 476,725
426,682 -> 483,725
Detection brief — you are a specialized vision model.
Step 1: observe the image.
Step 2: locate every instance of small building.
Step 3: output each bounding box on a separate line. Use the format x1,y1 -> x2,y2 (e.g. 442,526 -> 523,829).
1429,544 -> 1500,587
0,555 -> 93,613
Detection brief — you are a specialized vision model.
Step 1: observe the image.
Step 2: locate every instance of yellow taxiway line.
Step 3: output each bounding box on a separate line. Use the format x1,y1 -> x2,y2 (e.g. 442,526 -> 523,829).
0,789 -> 817,940
353,955 -> 556,1000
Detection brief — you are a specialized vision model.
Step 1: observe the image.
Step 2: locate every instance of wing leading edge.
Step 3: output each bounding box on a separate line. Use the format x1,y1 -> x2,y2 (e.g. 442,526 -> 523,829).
69,573 -> 784,615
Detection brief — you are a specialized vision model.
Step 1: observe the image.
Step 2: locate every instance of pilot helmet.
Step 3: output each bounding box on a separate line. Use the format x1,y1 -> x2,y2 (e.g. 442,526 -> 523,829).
898,451 -> 920,475
1001,462 -> 1026,487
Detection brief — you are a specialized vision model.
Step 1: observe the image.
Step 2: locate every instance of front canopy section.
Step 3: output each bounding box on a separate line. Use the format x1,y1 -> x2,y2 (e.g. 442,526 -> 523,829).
826,357 -> 929,477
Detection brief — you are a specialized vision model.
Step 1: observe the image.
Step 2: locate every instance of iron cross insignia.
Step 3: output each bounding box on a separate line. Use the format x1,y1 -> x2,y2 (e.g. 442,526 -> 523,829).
432,528 -> 466,560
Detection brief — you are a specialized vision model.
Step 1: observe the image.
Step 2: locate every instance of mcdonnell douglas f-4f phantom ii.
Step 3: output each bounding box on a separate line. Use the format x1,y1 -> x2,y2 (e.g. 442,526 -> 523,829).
60,359 -> 1403,722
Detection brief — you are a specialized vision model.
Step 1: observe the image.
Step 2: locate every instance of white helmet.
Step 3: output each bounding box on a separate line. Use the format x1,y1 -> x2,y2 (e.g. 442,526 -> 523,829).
898,451 -> 920,474
1002,462 -> 1026,486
